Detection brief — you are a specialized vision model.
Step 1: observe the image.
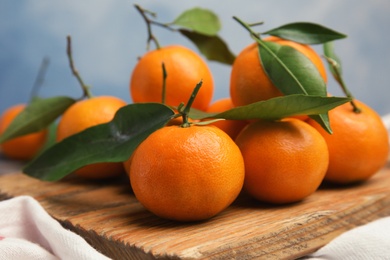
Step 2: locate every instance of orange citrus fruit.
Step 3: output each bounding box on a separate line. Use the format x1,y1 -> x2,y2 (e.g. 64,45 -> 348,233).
130,45 -> 214,111
124,113 -> 197,174
307,100 -> 389,184
57,96 -> 127,179
127,125 -> 245,221
230,36 -> 327,107
0,104 -> 48,160
235,118 -> 329,204
122,153 -> 133,176
206,97 -> 248,140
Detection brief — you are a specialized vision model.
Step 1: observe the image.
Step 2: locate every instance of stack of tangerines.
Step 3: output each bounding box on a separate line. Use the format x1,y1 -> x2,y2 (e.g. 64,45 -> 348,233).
125,38 -> 389,221
0,37 -> 388,222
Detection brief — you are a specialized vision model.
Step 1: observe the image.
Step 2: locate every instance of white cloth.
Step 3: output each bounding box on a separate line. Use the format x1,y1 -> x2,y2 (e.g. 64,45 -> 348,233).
0,196 -> 110,260
1,198 -> 390,259
306,217 -> 390,259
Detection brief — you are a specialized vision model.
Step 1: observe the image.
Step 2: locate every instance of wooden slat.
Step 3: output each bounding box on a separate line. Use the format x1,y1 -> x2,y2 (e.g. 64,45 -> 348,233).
0,164 -> 390,259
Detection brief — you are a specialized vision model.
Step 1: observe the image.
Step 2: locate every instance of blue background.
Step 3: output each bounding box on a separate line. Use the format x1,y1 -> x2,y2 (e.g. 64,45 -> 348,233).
1,1 -> 389,116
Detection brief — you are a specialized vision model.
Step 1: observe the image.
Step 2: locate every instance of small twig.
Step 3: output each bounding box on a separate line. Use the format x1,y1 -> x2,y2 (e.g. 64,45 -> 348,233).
66,35 -> 92,99
134,4 -> 161,50
248,21 -> 265,27
233,16 -> 263,41
30,56 -> 50,102
134,4 -> 177,50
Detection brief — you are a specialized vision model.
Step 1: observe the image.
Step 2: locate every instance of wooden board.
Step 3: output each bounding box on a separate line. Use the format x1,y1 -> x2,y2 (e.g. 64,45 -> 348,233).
1,164 -> 390,259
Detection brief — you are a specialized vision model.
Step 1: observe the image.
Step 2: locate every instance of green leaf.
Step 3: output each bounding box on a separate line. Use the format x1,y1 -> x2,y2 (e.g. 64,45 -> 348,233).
0,96 -> 76,143
179,29 -> 236,65
259,41 -> 326,96
173,7 -> 221,36
189,94 -> 350,122
263,22 -> 347,44
258,40 -> 333,132
309,113 -> 332,134
23,103 -> 175,181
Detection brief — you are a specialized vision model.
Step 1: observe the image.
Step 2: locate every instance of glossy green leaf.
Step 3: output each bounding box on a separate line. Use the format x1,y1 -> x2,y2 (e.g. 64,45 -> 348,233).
173,7 -> 221,36
179,29 -> 236,64
308,113 -> 332,134
263,22 -> 347,44
0,96 -> 76,143
259,41 -> 327,96
23,103 -> 175,181
189,94 -> 350,123
258,40 -> 333,132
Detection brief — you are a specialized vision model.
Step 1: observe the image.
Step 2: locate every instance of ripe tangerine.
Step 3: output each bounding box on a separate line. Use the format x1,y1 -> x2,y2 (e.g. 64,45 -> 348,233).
130,45 -> 214,111
56,96 -> 127,179
230,36 -> 327,107
127,125 -> 245,221
235,118 -> 329,204
0,104 -> 48,160
307,100 -> 389,184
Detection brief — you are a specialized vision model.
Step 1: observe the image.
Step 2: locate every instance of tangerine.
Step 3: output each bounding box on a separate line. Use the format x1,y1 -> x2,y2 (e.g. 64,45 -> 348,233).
127,125 -> 245,221
0,104 -> 48,160
206,97 -> 247,140
57,96 -> 127,179
235,118 -> 329,204
230,36 -> 327,107
307,100 -> 389,184
130,45 -> 214,111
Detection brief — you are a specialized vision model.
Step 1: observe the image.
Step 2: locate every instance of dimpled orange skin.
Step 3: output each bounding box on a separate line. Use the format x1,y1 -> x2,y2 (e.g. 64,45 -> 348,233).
206,97 -> 248,140
130,45 -> 214,111
56,96 -> 127,179
0,104 -> 48,160
230,36 -> 327,108
235,118 -> 329,204
128,125 -> 245,222
307,100 -> 389,184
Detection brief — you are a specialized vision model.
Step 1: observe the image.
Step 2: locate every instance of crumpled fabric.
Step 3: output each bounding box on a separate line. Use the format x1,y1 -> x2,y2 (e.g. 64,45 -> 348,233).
2,196 -> 390,260
0,196 -> 110,260
305,216 -> 390,260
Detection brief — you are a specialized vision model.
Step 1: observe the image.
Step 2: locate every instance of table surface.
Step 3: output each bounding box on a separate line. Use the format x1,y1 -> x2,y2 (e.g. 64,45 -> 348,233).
0,153 -> 23,175
1,151 -> 390,259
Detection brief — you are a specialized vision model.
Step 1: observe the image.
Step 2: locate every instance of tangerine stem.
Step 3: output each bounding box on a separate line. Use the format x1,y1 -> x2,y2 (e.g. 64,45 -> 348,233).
323,55 -> 361,113
134,4 -> 161,50
161,62 -> 167,104
180,80 -> 203,127
66,35 -> 93,99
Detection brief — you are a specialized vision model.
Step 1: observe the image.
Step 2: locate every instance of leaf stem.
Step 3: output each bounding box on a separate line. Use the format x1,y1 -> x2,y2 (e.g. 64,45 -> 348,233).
233,16 -> 262,41
248,21 -> 265,27
66,35 -> 93,99
323,55 -> 361,113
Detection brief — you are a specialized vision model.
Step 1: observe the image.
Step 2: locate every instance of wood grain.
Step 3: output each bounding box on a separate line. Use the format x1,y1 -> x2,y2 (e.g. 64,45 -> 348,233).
0,165 -> 390,259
